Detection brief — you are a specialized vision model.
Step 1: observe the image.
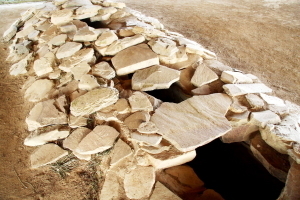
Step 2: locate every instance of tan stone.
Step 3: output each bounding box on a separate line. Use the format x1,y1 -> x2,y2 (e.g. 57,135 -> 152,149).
95,30 -> 118,47
150,181 -> 182,200
25,79 -> 53,102
250,133 -> 289,182
223,83 -> 272,97
137,121 -> 159,134
24,125 -> 69,146
151,94 -> 232,152
124,166 -> 155,199
229,97 -> 248,113
164,53 -> 201,71
78,74 -> 99,90
16,25 -> 35,39
9,53 -> 33,76
277,160 -> 300,200
51,9 -> 73,25
131,132 -> 162,146
104,34 -> 146,56
3,24 -> 17,42
147,148 -> 196,169
148,38 -> 178,57
68,115 -> 87,128
245,94 -> 265,110
30,143 -> 68,168
73,27 -> 99,42
99,171 -> 121,200
250,110 -> 281,128
60,23 -> 77,33
124,111 -> 150,130
110,139 -> 132,166
74,5 -> 102,19
288,142 -> 300,164
92,61 -> 116,80
33,52 -> 55,76
70,87 -> 119,116
118,28 -> 135,37
56,42 -> 82,59
260,124 -> 300,154
59,48 -> 94,72
28,30 -> 40,41
76,125 -> 119,154
102,1 -> 126,8
128,91 -> 153,112
191,63 -> 218,87
157,165 -> 205,198
159,45 -> 188,65
70,62 -> 91,80
221,71 -> 253,84
63,127 -> 91,151
73,152 -> 91,161
62,0 -> 92,8
132,65 -> 180,91
48,34 -> 67,47
132,25 -> 166,38
111,44 -> 159,75
26,99 -> 68,131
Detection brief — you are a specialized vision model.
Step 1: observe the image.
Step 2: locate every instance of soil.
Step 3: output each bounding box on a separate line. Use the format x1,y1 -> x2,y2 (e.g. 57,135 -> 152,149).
0,0 -> 299,200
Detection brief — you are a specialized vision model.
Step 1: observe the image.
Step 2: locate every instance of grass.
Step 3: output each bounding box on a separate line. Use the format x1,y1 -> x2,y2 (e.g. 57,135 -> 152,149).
50,153 -> 79,179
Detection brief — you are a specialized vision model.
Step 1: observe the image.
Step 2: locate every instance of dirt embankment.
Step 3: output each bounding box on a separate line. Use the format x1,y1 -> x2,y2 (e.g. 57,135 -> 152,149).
119,0 -> 300,105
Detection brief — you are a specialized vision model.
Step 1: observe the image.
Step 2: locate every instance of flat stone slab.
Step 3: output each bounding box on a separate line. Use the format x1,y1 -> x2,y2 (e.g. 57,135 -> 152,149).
33,52 -> 55,76
128,91 -> 153,112
151,93 -> 232,152
99,171 -> 121,200
250,110 -> 281,128
150,181 -> 182,200
30,143 -> 68,168
191,63 -> 218,87
63,127 -> 91,151
132,64 -> 180,91
25,79 -> 54,102
221,71 -> 253,84
124,166 -> 155,199
111,44 -> 159,76
92,61 -> 116,80
70,87 -> 119,116
76,125 -> 120,154
223,83 -> 272,96
24,125 -> 70,146
56,42 -> 82,59
26,99 -> 68,131
110,139 -> 132,166
131,132 -> 162,146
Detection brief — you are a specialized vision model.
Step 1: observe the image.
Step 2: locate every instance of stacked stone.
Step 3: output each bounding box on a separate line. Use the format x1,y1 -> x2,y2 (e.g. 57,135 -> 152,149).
3,0 -> 300,199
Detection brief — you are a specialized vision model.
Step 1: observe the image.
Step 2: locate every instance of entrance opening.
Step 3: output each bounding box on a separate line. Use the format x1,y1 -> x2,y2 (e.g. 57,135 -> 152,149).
80,18 -> 108,29
147,85 -> 285,199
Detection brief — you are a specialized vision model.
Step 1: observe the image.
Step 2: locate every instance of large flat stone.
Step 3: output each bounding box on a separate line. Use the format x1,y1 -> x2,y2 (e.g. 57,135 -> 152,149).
223,83 -> 272,96
132,65 -> 180,91
128,91 -> 153,112
25,79 -> 54,102
111,44 -> 159,76
51,9 -> 73,25
76,125 -> 120,154
56,42 -> 82,59
92,61 -> 116,80
9,53 -> 33,76
30,143 -> 68,168
124,166 -> 155,199
26,99 -> 68,131
221,71 -> 253,84
63,127 -> 91,151
157,165 -> 205,199
33,52 -> 55,76
24,125 -> 70,146
99,171 -> 122,200
150,181 -> 182,200
110,139 -> 132,166
151,93 -> 232,152
191,63 -> 218,87
70,87 -> 119,116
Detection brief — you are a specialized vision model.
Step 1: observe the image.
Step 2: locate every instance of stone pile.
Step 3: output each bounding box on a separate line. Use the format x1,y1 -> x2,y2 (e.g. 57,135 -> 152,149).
3,0 -> 300,199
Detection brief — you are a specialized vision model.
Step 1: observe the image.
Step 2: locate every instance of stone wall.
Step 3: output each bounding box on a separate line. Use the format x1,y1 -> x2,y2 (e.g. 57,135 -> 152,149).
3,0 -> 300,199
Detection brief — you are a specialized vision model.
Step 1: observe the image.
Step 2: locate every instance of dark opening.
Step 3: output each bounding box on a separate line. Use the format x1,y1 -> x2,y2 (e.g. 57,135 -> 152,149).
147,88 -> 285,200
187,139 -> 285,200
80,18 -> 108,29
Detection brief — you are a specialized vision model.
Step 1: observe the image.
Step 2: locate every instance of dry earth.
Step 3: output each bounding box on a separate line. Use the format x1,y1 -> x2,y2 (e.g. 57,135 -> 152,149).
0,0 -> 299,199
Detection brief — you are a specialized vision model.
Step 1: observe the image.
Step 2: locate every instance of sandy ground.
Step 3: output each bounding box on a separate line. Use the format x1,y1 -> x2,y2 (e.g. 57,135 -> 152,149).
0,0 -> 299,199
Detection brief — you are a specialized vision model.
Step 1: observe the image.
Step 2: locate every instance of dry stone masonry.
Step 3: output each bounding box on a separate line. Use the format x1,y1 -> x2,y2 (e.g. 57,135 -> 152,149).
3,0 -> 300,199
